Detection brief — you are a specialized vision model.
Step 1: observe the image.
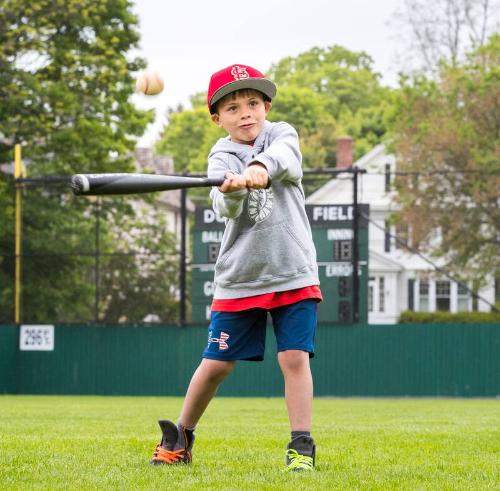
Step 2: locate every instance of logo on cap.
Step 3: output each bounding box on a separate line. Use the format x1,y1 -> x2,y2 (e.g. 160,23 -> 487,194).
230,65 -> 250,81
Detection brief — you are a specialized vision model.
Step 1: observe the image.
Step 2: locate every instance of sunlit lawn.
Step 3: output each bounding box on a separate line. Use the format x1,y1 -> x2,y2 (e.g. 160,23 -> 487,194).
0,396 -> 498,490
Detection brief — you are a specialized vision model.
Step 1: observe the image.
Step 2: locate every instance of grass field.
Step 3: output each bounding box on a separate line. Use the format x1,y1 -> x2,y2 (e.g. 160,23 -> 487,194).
0,396 -> 498,490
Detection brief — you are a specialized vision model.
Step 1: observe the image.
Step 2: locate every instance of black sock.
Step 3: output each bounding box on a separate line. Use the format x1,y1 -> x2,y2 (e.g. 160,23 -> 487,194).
291,430 -> 311,440
176,422 -> 195,450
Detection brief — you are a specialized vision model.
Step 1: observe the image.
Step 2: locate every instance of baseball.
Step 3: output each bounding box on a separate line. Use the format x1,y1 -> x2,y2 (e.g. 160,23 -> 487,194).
135,70 -> 164,96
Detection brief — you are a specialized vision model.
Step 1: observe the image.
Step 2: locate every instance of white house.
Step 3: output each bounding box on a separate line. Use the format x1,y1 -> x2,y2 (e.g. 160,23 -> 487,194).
306,142 -> 495,324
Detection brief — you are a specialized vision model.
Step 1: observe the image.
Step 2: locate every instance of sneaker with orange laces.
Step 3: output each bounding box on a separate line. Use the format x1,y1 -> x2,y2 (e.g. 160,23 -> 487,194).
150,420 -> 195,465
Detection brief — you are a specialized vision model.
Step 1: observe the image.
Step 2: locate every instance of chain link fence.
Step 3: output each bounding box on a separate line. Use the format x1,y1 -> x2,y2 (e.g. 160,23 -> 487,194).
0,179 -> 192,324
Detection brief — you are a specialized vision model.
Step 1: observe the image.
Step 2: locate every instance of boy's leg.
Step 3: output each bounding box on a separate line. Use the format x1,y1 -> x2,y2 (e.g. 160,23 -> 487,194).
151,308 -> 267,465
271,300 -> 317,471
277,349 -> 312,432
150,359 -> 234,465
178,358 -> 235,428
278,350 -> 316,471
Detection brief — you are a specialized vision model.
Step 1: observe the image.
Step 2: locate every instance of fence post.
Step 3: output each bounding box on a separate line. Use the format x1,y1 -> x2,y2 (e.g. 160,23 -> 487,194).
94,197 -> 100,323
14,144 -> 23,324
179,188 -> 187,325
352,167 -> 359,323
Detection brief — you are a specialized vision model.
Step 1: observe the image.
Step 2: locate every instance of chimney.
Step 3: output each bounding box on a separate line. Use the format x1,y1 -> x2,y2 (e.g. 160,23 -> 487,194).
336,136 -> 353,169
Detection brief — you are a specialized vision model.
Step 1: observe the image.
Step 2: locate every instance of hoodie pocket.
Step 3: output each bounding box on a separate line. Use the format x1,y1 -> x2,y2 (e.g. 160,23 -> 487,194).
215,222 -> 313,285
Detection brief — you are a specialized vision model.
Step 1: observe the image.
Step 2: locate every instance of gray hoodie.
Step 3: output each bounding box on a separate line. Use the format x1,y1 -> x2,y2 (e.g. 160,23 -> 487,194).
207,120 -> 319,299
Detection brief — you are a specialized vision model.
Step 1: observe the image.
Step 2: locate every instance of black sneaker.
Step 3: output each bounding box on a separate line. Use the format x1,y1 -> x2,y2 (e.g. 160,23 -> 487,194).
150,420 -> 194,465
285,435 -> 315,471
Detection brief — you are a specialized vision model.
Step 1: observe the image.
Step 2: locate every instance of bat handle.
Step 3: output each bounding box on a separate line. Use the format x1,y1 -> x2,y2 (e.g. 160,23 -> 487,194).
205,177 -> 272,188
204,178 -> 225,187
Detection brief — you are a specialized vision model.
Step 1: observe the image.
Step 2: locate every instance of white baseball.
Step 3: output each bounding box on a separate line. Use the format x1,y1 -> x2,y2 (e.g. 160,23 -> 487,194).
135,70 -> 164,96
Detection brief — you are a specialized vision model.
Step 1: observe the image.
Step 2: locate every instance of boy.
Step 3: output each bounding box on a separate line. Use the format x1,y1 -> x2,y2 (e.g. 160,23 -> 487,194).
150,64 -> 322,472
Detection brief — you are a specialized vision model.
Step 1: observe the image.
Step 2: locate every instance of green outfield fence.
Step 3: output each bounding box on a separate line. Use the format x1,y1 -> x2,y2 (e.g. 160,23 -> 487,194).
1,323 -> 499,397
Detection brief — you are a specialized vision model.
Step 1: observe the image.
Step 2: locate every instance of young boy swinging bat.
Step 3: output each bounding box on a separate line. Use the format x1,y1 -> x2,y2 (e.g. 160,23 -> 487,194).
150,64 -> 322,472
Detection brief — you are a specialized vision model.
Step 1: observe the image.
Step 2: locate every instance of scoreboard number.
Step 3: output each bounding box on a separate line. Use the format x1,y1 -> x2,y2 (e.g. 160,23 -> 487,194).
207,243 -> 220,263
333,240 -> 353,261
19,325 -> 54,351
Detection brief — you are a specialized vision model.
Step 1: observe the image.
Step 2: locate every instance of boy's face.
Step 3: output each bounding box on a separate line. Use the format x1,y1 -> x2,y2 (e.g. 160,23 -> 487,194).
211,91 -> 271,144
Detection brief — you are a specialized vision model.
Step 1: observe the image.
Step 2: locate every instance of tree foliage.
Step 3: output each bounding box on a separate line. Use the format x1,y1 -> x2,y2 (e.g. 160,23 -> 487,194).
156,95 -> 225,173
155,46 -> 394,170
0,0 -> 153,171
392,34 -> 500,281
0,0 -> 179,323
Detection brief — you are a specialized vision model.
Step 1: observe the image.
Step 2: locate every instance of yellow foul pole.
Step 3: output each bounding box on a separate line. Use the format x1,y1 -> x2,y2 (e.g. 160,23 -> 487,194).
14,144 -> 23,324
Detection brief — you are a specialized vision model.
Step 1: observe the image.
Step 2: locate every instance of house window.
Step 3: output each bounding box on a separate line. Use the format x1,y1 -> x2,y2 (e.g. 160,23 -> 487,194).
419,280 -> 429,312
457,283 -> 469,312
379,277 -> 385,312
408,279 -> 415,311
436,280 -> 450,311
384,221 -> 391,252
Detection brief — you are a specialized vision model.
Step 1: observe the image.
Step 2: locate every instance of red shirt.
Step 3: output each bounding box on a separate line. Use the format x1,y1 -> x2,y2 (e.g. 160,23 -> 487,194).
211,285 -> 322,312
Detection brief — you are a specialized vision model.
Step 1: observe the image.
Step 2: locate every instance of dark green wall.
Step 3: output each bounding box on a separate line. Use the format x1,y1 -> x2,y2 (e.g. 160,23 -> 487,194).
0,325 -> 17,393
1,323 -> 499,396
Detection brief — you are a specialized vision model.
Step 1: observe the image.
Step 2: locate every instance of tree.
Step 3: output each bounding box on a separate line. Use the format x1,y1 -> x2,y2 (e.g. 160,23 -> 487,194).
156,94 -> 225,173
392,34 -> 500,281
0,0 -> 153,170
268,46 -> 395,164
97,199 -> 181,323
156,46 -> 394,171
0,0 -> 178,323
392,0 -> 500,74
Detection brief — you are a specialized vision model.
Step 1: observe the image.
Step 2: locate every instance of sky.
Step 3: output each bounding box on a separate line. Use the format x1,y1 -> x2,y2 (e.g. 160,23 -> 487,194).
130,0 -> 405,146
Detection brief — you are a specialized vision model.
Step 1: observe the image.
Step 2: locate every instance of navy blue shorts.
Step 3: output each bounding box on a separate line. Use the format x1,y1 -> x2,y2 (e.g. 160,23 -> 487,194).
202,299 -> 317,361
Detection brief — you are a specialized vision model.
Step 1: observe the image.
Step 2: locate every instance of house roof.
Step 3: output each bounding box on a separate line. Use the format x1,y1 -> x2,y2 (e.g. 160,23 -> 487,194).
306,144 -> 397,210
369,249 -> 403,272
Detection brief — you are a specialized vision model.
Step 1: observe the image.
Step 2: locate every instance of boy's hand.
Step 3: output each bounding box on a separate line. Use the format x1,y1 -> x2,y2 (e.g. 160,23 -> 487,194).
244,163 -> 269,189
218,172 -> 248,193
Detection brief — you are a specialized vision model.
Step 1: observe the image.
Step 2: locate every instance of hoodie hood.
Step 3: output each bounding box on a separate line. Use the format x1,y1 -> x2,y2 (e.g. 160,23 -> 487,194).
208,121 -> 272,162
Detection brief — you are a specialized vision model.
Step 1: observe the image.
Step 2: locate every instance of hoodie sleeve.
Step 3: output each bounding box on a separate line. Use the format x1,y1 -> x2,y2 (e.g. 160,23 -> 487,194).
207,154 -> 248,219
252,122 -> 302,183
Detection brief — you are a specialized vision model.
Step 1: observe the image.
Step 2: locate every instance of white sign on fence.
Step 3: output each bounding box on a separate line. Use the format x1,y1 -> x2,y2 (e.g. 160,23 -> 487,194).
19,325 -> 55,351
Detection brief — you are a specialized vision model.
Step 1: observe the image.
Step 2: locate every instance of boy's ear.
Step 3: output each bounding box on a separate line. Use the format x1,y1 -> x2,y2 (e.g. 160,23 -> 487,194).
211,113 -> 220,126
264,101 -> 272,114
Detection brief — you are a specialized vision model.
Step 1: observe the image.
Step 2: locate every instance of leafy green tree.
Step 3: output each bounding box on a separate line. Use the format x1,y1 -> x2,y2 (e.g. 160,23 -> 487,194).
268,46 -> 394,164
392,34 -> 500,281
0,0 -> 152,171
0,0 -> 179,323
97,198 -> 181,323
268,46 -> 385,114
156,46 -> 394,171
156,96 -> 224,173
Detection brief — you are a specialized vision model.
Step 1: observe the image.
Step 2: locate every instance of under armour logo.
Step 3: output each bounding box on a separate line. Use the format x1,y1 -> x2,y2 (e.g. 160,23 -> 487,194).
208,331 -> 230,350
231,66 -> 249,81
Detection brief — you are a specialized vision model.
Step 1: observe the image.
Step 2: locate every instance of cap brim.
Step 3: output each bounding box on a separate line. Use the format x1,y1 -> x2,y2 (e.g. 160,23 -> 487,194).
210,78 -> 277,109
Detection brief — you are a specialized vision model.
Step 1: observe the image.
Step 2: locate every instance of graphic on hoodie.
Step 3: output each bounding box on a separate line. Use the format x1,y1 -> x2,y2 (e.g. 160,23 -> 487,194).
247,188 -> 273,223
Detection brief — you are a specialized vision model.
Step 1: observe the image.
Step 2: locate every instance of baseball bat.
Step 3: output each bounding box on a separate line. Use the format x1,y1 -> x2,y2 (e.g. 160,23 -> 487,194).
71,173 -> 225,196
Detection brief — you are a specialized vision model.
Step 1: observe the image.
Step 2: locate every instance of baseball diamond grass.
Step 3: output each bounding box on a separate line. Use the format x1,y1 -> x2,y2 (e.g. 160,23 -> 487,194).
0,396 -> 498,490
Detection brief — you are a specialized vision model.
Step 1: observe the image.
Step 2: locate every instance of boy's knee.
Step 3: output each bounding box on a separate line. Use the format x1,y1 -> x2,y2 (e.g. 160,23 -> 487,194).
278,350 -> 309,373
201,359 -> 235,382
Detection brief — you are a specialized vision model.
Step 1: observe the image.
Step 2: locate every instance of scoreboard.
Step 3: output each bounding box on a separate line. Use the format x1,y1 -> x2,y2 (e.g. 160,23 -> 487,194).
191,204 -> 369,323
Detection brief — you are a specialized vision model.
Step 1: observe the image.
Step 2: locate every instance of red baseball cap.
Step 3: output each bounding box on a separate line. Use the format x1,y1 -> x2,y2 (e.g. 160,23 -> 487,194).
207,64 -> 277,113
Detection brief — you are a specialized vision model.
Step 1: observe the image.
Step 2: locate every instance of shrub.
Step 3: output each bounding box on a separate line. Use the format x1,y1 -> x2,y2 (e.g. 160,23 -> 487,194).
398,311 -> 500,324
